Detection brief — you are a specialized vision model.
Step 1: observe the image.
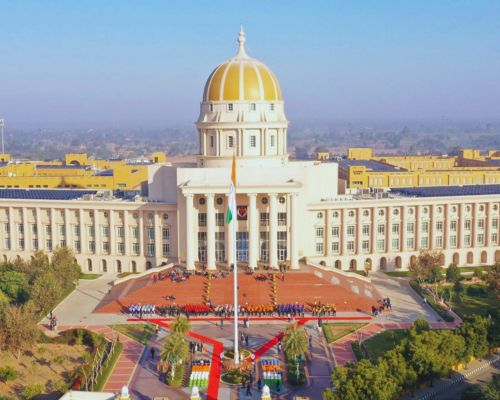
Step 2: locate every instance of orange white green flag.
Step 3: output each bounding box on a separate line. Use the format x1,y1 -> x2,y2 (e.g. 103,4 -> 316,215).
226,154 -> 237,224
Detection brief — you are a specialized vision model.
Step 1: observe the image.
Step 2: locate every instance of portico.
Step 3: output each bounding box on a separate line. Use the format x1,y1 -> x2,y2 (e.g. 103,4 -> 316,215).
181,184 -> 301,271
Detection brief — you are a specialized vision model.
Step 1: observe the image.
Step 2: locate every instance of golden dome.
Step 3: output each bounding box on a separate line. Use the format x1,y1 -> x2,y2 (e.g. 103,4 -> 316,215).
203,28 -> 282,102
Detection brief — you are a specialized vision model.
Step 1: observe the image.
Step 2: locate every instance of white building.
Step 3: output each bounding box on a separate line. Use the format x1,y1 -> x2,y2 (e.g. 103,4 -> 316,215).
0,30 -> 499,273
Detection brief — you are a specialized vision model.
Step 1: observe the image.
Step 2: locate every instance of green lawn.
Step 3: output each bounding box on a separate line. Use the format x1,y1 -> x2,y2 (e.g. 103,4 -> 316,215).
438,283 -> 496,319
110,323 -> 155,345
117,272 -> 138,278
362,329 -> 407,361
322,323 -> 367,344
79,273 -> 102,280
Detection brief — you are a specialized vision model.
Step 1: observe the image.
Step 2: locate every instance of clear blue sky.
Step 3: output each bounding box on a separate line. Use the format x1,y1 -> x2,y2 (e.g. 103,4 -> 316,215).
1,0 -> 499,128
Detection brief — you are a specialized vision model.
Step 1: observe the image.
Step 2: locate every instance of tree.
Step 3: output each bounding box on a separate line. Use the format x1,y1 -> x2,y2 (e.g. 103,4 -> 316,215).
13,251 -> 49,284
413,318 -> 430,333
50,247 -> 80,290
282,324 -> 308,359
486,263 -> 500,300
160,333 -> 189,380
457,316 -> 490,362
0,271 -> 30,304
31,272 -> 63,313
409,250 -> 443,283
170,315 -> 190,335
446,264 -> 461,283
0,304 -> 39,358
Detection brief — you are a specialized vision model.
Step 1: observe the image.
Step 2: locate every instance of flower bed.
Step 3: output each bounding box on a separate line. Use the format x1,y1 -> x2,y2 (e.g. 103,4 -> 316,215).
189,359 -> 211,388
261,358 -> 283,388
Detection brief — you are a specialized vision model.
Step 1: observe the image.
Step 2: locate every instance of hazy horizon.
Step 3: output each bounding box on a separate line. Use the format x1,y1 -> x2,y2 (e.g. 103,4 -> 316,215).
1,1 -> 500,129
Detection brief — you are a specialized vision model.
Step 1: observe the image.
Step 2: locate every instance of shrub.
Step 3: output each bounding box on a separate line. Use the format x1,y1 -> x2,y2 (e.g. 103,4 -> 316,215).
351,340 -> 364,360
0,366 -> 17,382
52,379 -> 69,394
466,284 -> 487,297
413,318 -> 430,333
446,264 -> 461,282
21,383 -> 44,400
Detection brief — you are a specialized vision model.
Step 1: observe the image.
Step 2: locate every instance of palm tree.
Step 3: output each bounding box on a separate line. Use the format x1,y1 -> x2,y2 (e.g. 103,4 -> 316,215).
170,315 -> 191,335
161,333 -> 189,380
282,324 -> 308,359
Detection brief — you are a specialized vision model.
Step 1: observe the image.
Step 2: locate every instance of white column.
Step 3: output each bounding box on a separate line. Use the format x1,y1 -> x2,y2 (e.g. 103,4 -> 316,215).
269,193 -> 278,269
8,207 -> 15,251
225,193 -> 234,266
185,194 -> 195,270
154,211 -> 162,262
138,211 -> 144,257
22,208 -> 28,251
109,210 -> 116,255
35,208 -> 42,251
64,209 -> 71,249
79,209 -> 86,254
290,193 -> 299,269
248,193 -> 257,269
94,210 -> 101,255
124,211 -> 130,256
50,208 -> 56,252
206,194 -> 216,270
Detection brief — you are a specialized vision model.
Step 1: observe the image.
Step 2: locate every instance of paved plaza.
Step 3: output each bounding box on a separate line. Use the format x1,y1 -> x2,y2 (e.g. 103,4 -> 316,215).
46,267 -> 463,399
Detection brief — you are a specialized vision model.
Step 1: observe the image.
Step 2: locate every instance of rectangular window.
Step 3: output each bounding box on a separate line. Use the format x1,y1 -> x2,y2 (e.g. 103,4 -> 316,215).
132,226 -> 139,238
464,234 -> 471,246
132,242 -> 140,255
147,243 -> 155,256
117,226 -> 124,238
74,240 -> 81,252
228,136 -> 234,148
316,242 -> 324,255
250,103 -> 256,111
270,135 -> 275,147
392,224 -> 400,235
88,241 -> 95,253
88,225 -> 95,237
450,235 -> 457,247
278,212 -> 287,226
45,225 -> 51,235
332,241 -> 339,253
46,239 -> 52,251
435,236 -> 443,248
347,225 -> 355,237
260,212 -> 269,227
162,227 -> 170,240
32,224 -> 37,235
210,135 -> 214,148
18,224 -> 24,234
420,237 -> 429,248
407,222 -> 414,233
422,222 -> 429,234
477,233 -> 484,245
4,223 -> 9,233
228,103 -> 233,111
332,226 -> 340,237
436,221 -> 443,232
102,242 -> 110,253
147,227 -> 154,240
391,238 -> 399,250
216,232 -> 225,261
316,227 -> 324,238
465,220 -> 472,231
32,239 -> 38,250
362,224 -> 370,236
216,213 -> 225,227
362,240 -> 369,252
377,224 -> 385,235
250,135 -> 256,147
162,243 -> 170,257
102,226 -> 109,237
376,239 -> 385,251
478,219 -> 485,230
4,238 -> 10,250
117,242 -> 125,254
450,220 -> 457,232
60,240 -> 66,248
406,237 -> 414,249
198,213 -> 207,227
492,219 -> 498,229
492,233 -> 498,244
347,240 -> 355,252
59,224 -> 66,236
74,225 -> 80,236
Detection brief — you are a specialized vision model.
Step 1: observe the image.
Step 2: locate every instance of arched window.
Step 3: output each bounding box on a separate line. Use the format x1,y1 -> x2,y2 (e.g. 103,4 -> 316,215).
87,259 -> 93,272
131,261 -> 137,273
116,260 -> 122,273
102,259 -> 107,273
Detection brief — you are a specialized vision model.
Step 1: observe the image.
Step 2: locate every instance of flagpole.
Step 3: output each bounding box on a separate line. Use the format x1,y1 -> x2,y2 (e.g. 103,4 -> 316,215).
232,153 -> 239,365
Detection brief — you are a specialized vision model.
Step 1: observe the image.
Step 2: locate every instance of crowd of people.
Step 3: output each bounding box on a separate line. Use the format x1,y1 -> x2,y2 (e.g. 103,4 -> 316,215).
310,303 -> 337,316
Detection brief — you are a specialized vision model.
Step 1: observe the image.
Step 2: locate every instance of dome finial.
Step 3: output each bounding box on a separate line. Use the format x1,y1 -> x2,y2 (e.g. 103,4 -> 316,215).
237,26 -> 247,58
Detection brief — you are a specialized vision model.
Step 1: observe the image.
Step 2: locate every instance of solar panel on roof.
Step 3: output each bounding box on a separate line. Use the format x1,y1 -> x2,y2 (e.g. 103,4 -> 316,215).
391,184 -> 500,197
337,159 -> 404,172
0,189 -> 97,200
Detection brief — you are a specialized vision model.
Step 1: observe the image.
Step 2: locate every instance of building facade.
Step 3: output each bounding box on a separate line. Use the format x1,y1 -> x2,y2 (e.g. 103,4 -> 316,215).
0,30 -> 498,273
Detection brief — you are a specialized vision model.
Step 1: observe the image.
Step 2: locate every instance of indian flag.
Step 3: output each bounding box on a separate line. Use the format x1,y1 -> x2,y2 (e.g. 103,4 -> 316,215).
226,154 -> 237,224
